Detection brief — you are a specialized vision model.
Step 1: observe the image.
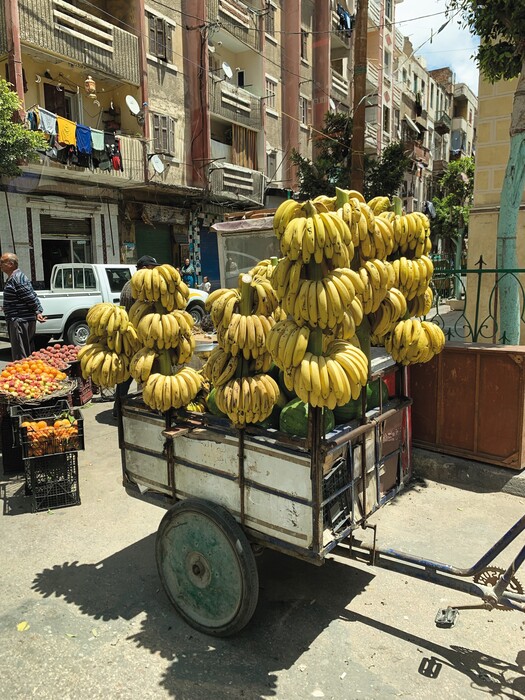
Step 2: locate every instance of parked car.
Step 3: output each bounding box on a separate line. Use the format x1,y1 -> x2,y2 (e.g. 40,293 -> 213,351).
0,263 -> 208,346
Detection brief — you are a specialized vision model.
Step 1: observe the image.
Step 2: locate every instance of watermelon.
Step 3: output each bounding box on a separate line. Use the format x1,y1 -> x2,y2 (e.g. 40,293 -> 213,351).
206,387 -> 226,417
369,378 -> 389,409
279,398 -> 335,438
256,391 -> 288,430
334,384 -> 373,424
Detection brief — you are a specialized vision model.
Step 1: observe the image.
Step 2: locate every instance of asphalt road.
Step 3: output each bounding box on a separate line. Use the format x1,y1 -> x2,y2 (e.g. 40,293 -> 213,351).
0,395 -> 524,699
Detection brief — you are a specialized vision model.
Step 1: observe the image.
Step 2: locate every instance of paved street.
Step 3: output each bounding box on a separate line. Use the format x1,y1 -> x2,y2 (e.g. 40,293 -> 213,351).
0,392 -> 524,700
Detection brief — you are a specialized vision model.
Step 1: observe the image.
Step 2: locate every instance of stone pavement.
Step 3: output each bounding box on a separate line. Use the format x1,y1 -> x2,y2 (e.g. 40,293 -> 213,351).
0,397 -> 524,699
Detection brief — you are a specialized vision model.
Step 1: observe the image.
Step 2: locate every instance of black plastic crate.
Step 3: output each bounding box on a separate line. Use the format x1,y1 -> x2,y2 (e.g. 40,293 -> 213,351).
322,456 -> 353,534
10,400 -> 85,459
1,414 -> 24,474
25,451 -> 80,513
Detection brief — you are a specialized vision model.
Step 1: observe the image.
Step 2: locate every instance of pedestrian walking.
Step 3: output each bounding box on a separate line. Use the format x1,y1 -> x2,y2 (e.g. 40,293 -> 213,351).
199,276 -> 211,293
113,255 -> 159,417
0,253 -> 46,360
181,258 -> 196,288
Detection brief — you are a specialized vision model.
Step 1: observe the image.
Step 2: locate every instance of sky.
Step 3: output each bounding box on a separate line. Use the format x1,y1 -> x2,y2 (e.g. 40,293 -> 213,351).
394,0 -> 480,94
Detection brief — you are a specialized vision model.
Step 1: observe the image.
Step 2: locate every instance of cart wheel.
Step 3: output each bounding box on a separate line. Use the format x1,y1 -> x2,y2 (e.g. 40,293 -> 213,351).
155,498 -> 259,637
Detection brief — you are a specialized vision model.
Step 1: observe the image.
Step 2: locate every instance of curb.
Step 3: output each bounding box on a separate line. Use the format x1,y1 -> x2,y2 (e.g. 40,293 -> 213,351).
412,447 -> 525,498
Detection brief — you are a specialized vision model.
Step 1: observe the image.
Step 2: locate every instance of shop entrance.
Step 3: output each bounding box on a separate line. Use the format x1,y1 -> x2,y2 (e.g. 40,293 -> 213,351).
40,215 -> 92,287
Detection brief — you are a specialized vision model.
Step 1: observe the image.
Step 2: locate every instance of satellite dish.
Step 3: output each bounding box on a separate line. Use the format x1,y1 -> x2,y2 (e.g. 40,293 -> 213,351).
329,98 -> 336,111
222,62 -> 233,80
149,154 -> 165,175
125,95 -> 141,115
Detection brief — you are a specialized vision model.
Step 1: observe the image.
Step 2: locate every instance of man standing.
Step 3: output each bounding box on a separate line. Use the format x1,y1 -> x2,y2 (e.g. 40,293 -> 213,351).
181,258 -> 196,288
0,253 -> 46,360
113,255 -> 159,417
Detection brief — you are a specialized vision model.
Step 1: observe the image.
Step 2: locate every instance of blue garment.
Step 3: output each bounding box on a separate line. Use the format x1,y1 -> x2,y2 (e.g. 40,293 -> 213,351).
3,269 -> 43,321
76,124 -> 92,154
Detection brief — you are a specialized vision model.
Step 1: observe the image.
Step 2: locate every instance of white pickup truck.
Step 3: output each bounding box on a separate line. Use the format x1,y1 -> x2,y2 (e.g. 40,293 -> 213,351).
0,263 -> 208,346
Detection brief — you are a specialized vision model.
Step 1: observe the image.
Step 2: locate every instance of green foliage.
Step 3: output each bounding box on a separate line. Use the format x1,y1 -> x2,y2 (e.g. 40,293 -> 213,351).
431,157 -> 474,242
363,142 -> 412,201
447,0 -> 524,83
290,112 -> 353,199
291,112 -> 409,200
0,79 -> 47,176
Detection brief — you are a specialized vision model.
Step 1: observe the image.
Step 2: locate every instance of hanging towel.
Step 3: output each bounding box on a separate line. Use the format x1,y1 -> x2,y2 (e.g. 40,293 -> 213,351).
76,124 -> 92,154
90,128 -> 104,151
56,116 -> 77,145
38,108 -> 57,136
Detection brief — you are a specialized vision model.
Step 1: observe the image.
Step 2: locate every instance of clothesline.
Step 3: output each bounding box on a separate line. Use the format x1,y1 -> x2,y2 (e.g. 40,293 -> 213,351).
27,105 -> 124,173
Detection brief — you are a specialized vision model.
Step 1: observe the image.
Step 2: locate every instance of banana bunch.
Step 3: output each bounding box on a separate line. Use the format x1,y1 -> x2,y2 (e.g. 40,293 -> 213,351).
278,205 -> 353,267
131,264 -> 189,310
266,319 -> 310,371
286,341 -> 368,409
78,343 -> 130,387
252,277 -> 279,315
86,303 -> 129,337
356,259 -> 395,314
129,347 -> 158,383
272,199 -> 304,238
186,398 -> 208,413
356,203 -> 395,260
105,325 -> 140,356
142,367 -> 203,412
384,319 -> 446,365
391,256 -> 433,301
135,309 -> 194,350
203,346 -> 240,386
248,258 -> 275,281
216,312 -> 275,360
367,196 -> 391,215
370,288 -> 408,343
312,194 -> 337,211
206,280 -> 278,328
215,374 -> 280,427
407,287 -> 434,318
336,197 -> 363,248
391,213 -> 432,257
281,274 -> 362,330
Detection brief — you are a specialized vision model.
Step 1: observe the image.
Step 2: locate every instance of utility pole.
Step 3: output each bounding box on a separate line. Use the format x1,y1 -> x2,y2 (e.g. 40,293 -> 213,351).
350,0 -> 369,193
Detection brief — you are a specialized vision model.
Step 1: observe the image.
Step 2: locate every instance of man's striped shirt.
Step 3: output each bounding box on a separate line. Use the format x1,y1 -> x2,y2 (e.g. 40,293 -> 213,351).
3,269 -> 43,321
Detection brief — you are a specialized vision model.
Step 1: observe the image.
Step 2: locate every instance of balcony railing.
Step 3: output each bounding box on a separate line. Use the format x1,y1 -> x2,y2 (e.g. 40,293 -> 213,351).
28,134 -> 145,187
393,84 -> 402,106
331,69 -> 350,98
17,0 -> 140,84
331,11 -> 352,48
208,0 -> 260,51
404,140 -> 431,167
208,78 -> 262,130
435,111 -> 452,134
368,0 -> 380,28
208,162 -> 265,206
367,60 -> 379,87
433,159 -> 448,174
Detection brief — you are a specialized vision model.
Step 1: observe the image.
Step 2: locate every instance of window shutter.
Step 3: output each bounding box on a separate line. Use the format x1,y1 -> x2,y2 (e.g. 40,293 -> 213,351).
168,118 -> 176,156
153,113 -> 161,150
148,15 -> 156,55
165,24 -> 173,63
156,19 -> 167,60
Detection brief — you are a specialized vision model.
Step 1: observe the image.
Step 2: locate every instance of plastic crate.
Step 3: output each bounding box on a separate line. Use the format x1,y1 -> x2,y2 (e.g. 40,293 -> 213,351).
25,451 -> 80,512
1,414 -> 24,474
71,377 -> 93,406
11,400 -> 85,459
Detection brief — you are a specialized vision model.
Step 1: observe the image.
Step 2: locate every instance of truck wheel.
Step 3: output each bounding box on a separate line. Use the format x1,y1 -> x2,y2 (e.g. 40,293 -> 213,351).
187,304 -> 204,325
156,498 -> 259,637
66,320 -> 90,346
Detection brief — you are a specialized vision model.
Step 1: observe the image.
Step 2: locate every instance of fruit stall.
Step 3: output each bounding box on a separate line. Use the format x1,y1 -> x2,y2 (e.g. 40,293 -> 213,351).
0,344 -> 86,512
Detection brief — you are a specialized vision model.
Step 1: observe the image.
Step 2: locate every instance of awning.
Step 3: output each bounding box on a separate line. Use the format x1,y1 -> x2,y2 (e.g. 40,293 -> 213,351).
404,116 -> 420,135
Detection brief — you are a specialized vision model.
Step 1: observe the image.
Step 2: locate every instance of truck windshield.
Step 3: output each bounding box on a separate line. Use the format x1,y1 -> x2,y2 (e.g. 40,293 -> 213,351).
105,268 -> 131,293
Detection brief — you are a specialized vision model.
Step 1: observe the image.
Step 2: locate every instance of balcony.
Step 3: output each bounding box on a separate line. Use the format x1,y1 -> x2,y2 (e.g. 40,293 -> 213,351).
208,78 -> 262,130
405,140 -> 431,167
368,0 -> 380,28
208,162 -> 265,206
25,134 -> 145,187
365,121 -> 378,153
331,10 -> 352,51
433,159 -> 448,174
17,0 -> 140,85
207,0 -> 260,52
331,69 -> 350,99
393,84 -> 402,107
366,60 -> 379,90
435,111 -> 451,135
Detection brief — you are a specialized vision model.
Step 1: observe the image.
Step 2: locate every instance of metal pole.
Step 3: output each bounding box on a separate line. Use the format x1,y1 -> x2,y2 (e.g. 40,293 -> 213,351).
350,0 -> 368,193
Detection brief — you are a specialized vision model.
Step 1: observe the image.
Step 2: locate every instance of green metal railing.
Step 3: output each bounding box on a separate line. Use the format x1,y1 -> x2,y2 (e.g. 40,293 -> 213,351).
427,255 -> 525,344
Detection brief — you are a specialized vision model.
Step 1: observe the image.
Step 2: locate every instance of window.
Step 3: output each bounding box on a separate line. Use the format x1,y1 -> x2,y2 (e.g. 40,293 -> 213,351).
300,96 -> 309,124
384,49 -> 391,75
105,268 -> 132,293
266,151 -> 277,180
402,68 -> 407,85
385,0 -> 393,21
413,75 -> 418,94
152,113 -> 178,156
148,13 -> 173,61
469,108 -> 473,124
383,105 -> 390,134
265,77 -> 277,111
468,141 -> 471,155
265,3 -> 276,37
301,29 -> 308,61
421,80 -> 425,95
430,84 -> 434,109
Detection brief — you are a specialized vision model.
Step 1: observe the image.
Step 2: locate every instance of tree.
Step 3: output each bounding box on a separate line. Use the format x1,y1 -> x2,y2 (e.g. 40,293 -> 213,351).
363,142 -> 412,201
448,0 -> 525,343
0,79 -> 46,176
431,156 -> 475,263
291,112 -> 409,202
